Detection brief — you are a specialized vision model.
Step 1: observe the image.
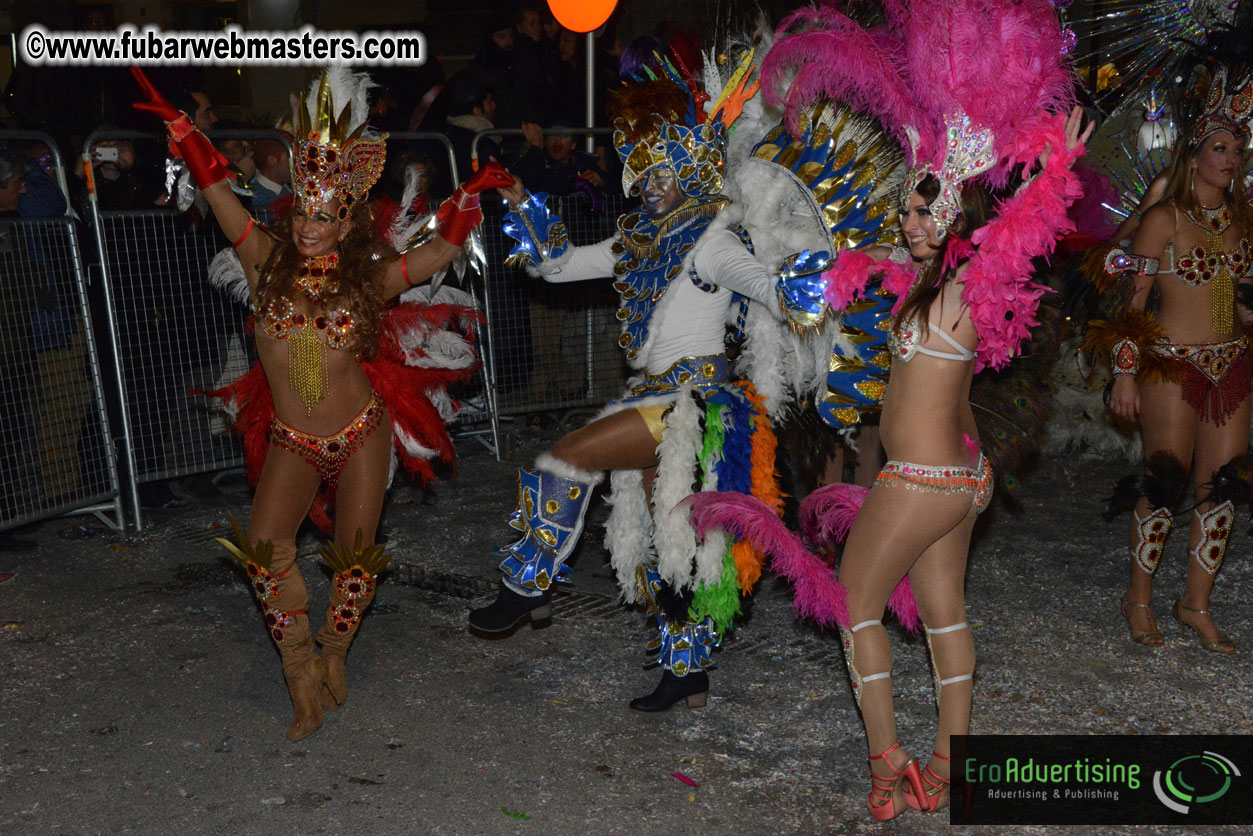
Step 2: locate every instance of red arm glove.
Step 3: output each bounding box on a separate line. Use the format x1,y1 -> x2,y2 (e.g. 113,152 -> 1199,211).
435,161 -> 516,247
130,66 -> 232,191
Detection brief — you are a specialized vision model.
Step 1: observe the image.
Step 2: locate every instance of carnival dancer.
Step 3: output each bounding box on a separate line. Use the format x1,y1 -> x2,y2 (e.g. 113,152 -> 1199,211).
1085,65 -> 1253,654
468,37 -> 900,712
131,66 -> 512,740
688,0 -> 1089,818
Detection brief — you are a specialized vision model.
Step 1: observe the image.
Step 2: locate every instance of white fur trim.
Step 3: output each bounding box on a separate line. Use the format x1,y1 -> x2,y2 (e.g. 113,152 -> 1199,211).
534,452 -> 605,485
531,244 -> 575,279
425,387 -> 460,423
651,387 -> 703,590
605,469 -> 652,603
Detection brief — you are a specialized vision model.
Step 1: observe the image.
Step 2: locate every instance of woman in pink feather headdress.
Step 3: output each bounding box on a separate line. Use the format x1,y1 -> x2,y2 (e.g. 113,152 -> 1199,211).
761,0 -> 1090,819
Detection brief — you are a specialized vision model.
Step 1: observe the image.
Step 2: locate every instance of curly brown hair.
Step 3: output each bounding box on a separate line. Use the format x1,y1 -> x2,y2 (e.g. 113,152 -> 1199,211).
255,206 -> 396,359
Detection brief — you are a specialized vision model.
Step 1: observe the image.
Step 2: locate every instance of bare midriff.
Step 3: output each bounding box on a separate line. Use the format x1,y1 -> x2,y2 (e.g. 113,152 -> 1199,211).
879,286 -> 978,465
255,316 -> 374,436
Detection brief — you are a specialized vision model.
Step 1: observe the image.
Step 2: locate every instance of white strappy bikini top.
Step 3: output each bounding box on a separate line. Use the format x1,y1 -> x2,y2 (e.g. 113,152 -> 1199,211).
890,315 -> 977,363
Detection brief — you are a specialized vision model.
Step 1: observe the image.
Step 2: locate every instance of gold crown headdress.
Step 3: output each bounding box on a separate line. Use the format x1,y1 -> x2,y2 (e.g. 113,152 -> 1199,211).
1189,65 -> 1253,146
292,68 -> 387,219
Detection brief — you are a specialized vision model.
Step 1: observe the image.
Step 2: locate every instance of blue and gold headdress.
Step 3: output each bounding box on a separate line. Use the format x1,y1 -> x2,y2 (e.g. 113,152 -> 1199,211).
610,48 -> 759,198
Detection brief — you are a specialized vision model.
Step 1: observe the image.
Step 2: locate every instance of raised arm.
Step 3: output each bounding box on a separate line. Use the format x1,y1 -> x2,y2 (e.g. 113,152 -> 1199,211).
130,67 -> 271,283
380,161 -> 515,299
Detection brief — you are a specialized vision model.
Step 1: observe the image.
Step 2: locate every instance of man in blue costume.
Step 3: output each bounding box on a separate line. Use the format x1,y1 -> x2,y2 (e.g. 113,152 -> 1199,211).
469,71 -> 832,711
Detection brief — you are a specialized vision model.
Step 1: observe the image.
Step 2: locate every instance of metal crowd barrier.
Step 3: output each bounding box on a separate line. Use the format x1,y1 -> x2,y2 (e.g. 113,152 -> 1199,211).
384,132 -> 502,460
83,130 -> 258,530
472,128 -> 631,419
0,130 -> 124,533
5,126 -> 515,531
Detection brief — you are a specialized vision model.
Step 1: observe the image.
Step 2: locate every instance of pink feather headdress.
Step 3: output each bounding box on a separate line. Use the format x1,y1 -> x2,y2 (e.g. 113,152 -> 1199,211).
763,0 -> 1085,371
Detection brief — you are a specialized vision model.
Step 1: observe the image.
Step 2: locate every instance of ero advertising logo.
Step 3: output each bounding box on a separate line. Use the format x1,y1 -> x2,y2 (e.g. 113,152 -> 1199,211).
1152,751 -> 1241,815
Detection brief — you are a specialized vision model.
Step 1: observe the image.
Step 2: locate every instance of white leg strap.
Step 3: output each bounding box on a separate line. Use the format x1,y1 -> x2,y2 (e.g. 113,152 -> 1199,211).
862,671 -> 892,684
926,621 -> 969,635
851,619 -> 883,633
939,673 -> 973,686
924,621 -> 974,709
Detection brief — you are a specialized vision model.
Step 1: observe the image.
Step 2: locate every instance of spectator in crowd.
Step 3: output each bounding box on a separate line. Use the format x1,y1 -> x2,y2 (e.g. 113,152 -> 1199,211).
513,120 -> 605,195
441,69 -> 500,179
213,120 -> 257,183
471,10 -> 523,129
250,138 -> 292,222
72,127 -> 165,214
510,3 -> 552,125
211,119 -> 258,222
172,87 -> 218,133
376,149 -> 440,220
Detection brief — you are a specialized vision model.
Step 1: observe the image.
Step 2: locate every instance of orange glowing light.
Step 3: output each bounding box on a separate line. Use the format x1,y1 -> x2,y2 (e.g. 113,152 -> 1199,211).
547,0 -> 617,33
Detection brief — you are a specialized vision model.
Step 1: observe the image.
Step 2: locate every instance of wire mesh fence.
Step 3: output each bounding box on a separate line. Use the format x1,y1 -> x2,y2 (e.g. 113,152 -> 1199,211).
478,191 -> 631,415
473,128 -> 633,417
0,216 -> 122,531
6,122 -> 633,531
93,209 -> 251,486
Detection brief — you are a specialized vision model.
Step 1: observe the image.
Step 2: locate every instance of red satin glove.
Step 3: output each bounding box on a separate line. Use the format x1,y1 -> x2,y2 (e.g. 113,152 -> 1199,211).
435,162 -> 516,247
130,66 -> 232,191
461,161 -> 515,195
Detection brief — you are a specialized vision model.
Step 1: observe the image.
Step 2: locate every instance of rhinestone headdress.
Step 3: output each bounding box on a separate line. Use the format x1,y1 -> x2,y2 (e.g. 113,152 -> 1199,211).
292,68 -> 387,219
1189,65 -> 1253,146
905,113 -> 997,237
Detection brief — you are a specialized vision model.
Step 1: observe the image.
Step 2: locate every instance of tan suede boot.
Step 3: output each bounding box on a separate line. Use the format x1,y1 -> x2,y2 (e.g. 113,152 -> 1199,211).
218,516 -> 326,740
315,531 -> 393,711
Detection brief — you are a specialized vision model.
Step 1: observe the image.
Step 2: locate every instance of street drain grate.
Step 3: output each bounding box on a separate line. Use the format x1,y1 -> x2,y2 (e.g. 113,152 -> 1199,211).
389,561 -> 637,623
389,562 -> 497,599
173,520 -> 236,545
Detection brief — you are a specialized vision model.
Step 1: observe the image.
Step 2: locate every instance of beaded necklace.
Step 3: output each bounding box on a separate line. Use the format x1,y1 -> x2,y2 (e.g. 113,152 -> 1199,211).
295,252 -> 340,298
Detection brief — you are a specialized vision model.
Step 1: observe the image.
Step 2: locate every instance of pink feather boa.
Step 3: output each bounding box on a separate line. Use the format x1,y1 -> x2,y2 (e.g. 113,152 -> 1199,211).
685,487 -> 923,633
821,249 -> 917,312
961,110 -> 1083,371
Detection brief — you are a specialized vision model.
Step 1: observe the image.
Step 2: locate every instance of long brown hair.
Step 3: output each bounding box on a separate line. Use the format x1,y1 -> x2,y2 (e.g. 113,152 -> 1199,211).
1157,131 -> 1253,232
255,206 -> 395,359
893,174 -> 994,336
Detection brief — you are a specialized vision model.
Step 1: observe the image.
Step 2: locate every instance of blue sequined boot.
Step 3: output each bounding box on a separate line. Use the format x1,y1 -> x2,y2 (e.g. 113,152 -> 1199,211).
469,456 -> 600,635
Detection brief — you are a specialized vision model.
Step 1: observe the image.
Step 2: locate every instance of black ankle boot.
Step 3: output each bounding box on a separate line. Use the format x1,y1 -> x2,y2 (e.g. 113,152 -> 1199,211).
468,582 -> 553,635
629,670 -> 709,712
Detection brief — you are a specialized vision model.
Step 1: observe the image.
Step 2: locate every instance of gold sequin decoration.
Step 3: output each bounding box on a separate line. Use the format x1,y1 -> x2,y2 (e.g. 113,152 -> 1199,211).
289,325 -> 327,415
568,487 -> 581,500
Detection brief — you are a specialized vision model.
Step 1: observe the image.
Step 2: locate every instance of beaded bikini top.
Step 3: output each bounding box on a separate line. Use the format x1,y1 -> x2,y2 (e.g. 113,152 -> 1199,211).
1164,204 -> 1251,336
256,252 -> 358,414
